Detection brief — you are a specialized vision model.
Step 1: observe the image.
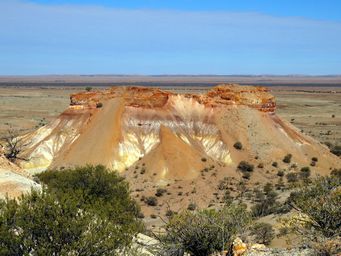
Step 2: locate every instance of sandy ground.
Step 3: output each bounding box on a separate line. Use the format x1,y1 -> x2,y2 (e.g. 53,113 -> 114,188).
0,85 -> 340,146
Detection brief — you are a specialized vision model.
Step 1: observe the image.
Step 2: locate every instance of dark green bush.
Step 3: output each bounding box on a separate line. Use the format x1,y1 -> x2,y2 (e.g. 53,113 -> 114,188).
145,196 -> 158,206
283,154 -> 292,163
159,204 -> 251,256
187,202 -> 197,211
286,172 -> 298,183
237,161 -> 254,173
1,165 -> 143,255
233,141 -> 243,150
285,175 -> 341,254
155,188 -> 167,197
299,167 -> 311,180
250,223 -> 275,245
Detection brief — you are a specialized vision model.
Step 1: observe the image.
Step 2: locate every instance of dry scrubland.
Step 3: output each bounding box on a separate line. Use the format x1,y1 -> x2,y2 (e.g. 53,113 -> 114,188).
0,82 -> 340,254
0,85 -> 340,146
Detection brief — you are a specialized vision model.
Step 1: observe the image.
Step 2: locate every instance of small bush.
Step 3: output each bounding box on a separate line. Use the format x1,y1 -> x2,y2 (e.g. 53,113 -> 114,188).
272,162 -> 278,167
250,223 -> 275,245
96,102 -> 103,108
299,167 -> 311,180
166,210 -> 175,217
187,202 -> 197,211
237,161 -> 254,173
161,204 -> 251,255
233,141 -> 243,150
155,188 -> 167,197
311,157 -> 318,162
201,157 -> 207,162
283,154 -> 292,163
145,196 -> 158,206
277,170 -> 285,177
150,214 -> 157,219
330,145 -> 341,156
257,163 -> 264,168
286,172 -> 298,183
85,86 -> 92,91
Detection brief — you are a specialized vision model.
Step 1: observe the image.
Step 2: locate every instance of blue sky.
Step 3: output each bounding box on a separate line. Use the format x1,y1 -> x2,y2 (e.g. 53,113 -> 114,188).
1,0 -> 341,75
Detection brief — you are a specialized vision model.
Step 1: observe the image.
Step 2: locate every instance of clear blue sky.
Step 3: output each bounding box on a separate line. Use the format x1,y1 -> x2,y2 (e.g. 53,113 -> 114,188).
1,0 -> 341,75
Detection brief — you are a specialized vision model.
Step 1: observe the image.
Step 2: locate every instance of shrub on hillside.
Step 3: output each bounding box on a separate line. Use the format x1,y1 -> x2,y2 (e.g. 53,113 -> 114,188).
286,172 -> 298,183
299,166 -> 311,180
158,204 -> 251,256
233,141 -> 243,150
250,223 -> 275,245
283,154 -> 292,163
282,175 -> 341,255
145,196 -> 158,206
155,188 -> 167,197
237,161 -> 254,173
1,165 -> 143,255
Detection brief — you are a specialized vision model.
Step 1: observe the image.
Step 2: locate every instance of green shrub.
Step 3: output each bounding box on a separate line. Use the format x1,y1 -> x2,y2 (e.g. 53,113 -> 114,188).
299,167 -> 311,180
277,170 -> 285,177
237,161 -> 254,173
85,86 -> 92,91
331,145 -> 341,156
155,188 -> 167,197
284,175 -> 341,255
233,142 -> 243,150
251,184 -> 279,217
283,154 -> 292,163
159,204 -> 251,256
286,172 -> 298,183
250,223 -> 275,245
187,202 -> 197,211
145,196 -> 158,206
272,162 -> 278,167
1,165 -> 143,255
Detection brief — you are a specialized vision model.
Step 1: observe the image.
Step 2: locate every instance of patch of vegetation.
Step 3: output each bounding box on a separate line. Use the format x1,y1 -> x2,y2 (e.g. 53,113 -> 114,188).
1,165 -> 143,255
155,188 -> 167,197
85,86 -> 92,91
277,170 -> 285,177
158,204 -> 251,256
187,202 -> 197,211
272,161 -> 278,167
251,183 -> 281,217
145,196 -> 158,206
250,222 -> 275,245
286,172 -> 298,183
96,102 -> 103,108
299,166 -> 311,180
237,161 -> 254,173
283,153 -> 292,163
233,141 -> 243,150
282,174 -> 341,255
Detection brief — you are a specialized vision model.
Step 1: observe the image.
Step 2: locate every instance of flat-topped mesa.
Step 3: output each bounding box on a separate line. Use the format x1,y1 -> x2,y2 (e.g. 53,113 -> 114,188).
69,84 -> 276,112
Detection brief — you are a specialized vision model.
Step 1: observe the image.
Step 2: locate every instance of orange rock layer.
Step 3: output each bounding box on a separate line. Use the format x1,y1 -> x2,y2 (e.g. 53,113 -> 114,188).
70,84 -> 276,112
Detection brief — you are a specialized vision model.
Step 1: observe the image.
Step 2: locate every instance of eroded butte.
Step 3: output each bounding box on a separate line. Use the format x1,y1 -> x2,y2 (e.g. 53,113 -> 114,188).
18,84 -> 339,182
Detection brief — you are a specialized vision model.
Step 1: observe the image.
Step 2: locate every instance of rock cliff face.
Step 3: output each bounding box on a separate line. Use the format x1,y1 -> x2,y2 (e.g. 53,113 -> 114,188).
19,84 -> 339,182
